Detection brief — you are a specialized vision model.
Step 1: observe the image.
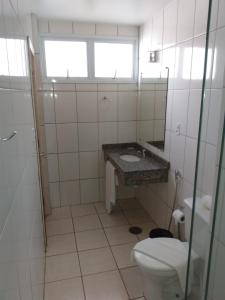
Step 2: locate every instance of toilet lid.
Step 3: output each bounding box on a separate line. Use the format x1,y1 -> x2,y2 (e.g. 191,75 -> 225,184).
133,238 -> 190,275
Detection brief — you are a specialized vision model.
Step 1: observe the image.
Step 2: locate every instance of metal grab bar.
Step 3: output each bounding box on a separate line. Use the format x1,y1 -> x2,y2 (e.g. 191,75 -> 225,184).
0,131 -> 17,142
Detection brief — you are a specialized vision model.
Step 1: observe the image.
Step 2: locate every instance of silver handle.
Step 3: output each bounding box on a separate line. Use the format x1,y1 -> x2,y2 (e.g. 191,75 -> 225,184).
0,131 -> 17,142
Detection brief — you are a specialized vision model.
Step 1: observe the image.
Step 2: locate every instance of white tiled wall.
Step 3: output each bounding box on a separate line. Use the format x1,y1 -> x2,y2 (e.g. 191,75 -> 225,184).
38,19 -> 138,38
137,0 -> 224,235
33,19 -> 139,208
0,3 -> 45,300
41,84 -> 137,207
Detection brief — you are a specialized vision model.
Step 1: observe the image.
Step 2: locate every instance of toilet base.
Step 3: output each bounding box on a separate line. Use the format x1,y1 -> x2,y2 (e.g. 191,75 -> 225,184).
141,271 -> 184,300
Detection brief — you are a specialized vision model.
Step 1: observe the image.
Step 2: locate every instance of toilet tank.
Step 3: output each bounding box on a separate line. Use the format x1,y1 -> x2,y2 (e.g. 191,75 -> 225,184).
184,197 -> 211,260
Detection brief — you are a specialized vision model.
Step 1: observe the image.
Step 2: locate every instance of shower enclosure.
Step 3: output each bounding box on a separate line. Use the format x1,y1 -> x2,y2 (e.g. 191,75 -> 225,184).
185,0 -> 225,298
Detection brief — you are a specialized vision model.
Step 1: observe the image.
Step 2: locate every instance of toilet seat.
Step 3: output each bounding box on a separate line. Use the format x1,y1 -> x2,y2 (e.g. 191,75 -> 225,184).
132,238 -> 191,277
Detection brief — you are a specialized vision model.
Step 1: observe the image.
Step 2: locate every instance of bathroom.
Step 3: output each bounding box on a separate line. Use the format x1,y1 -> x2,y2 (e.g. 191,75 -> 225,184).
0,0 -> 225,299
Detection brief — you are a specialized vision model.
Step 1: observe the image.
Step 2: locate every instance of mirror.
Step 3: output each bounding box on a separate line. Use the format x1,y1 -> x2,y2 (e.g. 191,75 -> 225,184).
137,66 -> 168,151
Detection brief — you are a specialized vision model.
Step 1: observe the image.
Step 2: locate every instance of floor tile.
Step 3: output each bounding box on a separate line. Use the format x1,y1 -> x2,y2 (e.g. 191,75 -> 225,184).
99,211 -> 128,227
46,234 -> 76,256
105,226 -> 138,246
120,267 -> 144,299
94,202 -> 107,214
73,214 -> 102,232
123,209 -> 151,224
45,253 -> 81,282
45,277 -> 85,300
118,198 -> 143,210
137,222 -> 156,241
111,242 -> 137,268
71,204 -> 96,217
83,270 -> 128,300
79,247 -> 117,275
46,207 -> 71,221
46,219 -> 74,236
76,229 -> 108,251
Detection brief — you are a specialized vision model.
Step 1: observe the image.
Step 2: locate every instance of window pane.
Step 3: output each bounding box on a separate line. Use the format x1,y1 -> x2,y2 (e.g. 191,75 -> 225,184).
0,38 -> 27,77
44,40 -> 88,77
94,42 -> 133,78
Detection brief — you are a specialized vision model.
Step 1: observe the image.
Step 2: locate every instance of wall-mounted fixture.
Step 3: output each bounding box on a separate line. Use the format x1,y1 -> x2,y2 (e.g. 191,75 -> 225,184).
149,50 -> 159,63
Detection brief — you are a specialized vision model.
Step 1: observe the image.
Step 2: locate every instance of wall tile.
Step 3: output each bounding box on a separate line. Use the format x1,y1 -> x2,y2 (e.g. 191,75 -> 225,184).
60,181 -> 80,206
79,152 -> 99,179
55,92 -> 77,123
218,0 -> 225,28
163,0 -> 178,48
57,123 -> 78,153
98,92 -> 117,122
138,91 -> 155,121
194,0 -> 208,36
77,92 -> 98,122
73,22 -> 95,35
76,84 -> 97,92
187,89 -> 201,139
99,122 -> 117,146
80,179 -> 100,203
118,121 -> 137,143
184,137 -> 198,184
154,120 -> 165,141
174,39 -> 193,89
171,90 -> 189,135
118,92 -> 137,121
43,92 -> 55,123
137,121 -> 154,143
206,89 -> 223,146
98,84 -> 117,92
58,153 -> 79,181
96,24 -> 117,36
47,154 -> 59,182
170,133 -> 186,172
78,123 -> 99,151
118,25 -> 138,37
49,20 -> 73,34
45,124 -> 57,153
190,35 -> 206,89
38,19 -> 49,33
49,182 -> 60,208
202,144 -> 217,195
154,91 -> 167,119
151,12 -> 163,50
211,27 -> 225,89
177,0 -> 195,42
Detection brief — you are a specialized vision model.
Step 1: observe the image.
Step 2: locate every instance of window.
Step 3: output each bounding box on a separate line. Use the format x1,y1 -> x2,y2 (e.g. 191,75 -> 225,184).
44,40 -> 88,78
0,38 -> 27,77
94,42 -> 134,78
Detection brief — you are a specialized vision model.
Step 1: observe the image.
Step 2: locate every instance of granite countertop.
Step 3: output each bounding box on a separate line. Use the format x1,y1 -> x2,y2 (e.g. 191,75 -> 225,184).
102,143 -> 170,186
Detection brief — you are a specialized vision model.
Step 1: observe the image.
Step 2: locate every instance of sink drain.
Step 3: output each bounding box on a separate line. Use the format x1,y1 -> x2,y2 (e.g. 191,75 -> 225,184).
129,226 -> 143,235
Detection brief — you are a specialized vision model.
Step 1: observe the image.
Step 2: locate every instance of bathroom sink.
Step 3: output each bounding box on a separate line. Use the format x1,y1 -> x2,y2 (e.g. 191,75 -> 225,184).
120,154 -> 141,162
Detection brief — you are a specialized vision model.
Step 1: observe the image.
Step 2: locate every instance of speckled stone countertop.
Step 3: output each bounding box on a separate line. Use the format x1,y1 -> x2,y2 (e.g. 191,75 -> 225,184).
102,143 -> 170,186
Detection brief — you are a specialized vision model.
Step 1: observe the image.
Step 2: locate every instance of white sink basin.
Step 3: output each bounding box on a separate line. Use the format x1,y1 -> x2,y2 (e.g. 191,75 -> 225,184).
120,154 -> 141,162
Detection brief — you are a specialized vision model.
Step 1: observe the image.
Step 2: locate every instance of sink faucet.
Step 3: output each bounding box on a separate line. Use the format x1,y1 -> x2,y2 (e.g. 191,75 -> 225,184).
142,149 -> 146,158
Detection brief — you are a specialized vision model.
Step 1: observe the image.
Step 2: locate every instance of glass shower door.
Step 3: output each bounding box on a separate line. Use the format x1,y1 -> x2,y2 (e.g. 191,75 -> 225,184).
185,0 -> 225,298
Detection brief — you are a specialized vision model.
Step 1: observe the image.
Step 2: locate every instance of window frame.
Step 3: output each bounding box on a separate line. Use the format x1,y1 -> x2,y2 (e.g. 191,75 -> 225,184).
40,35 -> 138,83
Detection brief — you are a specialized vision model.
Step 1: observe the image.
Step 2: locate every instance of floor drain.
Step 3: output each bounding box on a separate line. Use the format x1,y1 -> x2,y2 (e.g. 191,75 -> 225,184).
129,226 -> 143,235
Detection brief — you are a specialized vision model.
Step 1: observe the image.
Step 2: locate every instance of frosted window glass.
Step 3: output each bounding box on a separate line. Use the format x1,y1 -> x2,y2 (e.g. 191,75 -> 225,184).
0,38 -> 27,77
94,42 -> 133,78
44,40 -> 88,77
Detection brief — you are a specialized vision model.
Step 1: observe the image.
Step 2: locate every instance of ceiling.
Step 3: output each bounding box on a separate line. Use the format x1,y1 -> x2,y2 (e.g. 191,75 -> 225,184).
19,0 -> 171,25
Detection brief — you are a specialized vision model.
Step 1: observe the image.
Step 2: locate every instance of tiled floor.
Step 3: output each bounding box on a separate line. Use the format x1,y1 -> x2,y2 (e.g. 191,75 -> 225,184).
45,198 -> 156,300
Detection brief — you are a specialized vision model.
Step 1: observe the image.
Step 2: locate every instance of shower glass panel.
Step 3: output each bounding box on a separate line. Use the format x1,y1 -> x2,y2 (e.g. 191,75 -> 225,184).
185,0 -> 225,299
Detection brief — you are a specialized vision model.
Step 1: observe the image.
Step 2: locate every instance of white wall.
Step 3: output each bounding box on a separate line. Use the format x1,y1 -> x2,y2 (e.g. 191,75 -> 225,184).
0,2 -> 45,300
33,19 -> 139,207
137,0 -> 223,233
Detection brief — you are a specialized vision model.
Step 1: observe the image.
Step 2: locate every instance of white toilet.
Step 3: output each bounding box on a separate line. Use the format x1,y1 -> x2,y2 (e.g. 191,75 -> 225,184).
132,198 -> 211,300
